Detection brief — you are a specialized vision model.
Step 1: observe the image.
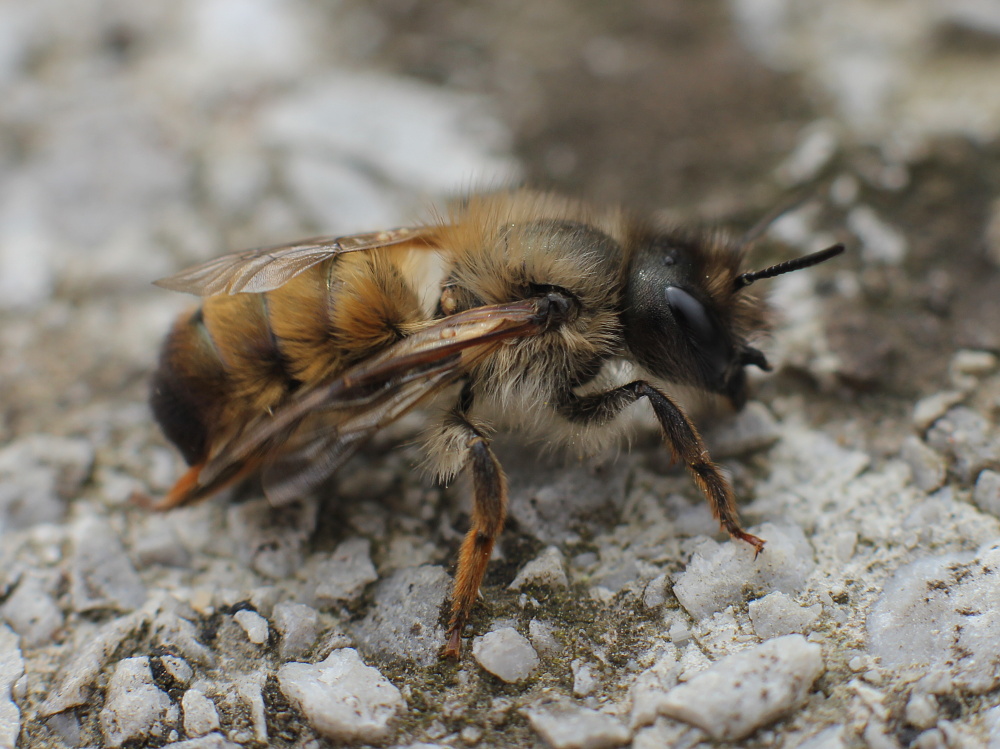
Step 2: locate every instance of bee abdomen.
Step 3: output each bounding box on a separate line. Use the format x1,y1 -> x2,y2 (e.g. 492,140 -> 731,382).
150,308 -> 227,465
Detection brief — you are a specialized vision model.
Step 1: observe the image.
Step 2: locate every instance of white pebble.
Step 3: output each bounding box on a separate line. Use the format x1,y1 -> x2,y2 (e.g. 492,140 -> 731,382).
277,648 -> 404,742
508,546 -> 568,590
305,537 -> 378,605
748,592 -> 823,639
973,470 -> 1000,518
654,634 -> 824,741
912,391 -> 964,432
98,657 -> 174,748
899,436 -> 947,493
182,689 -> 220,738
528,619 -> 562,655
472,627 -> 539,683
524,701 -> 630,749
571,658 -> 599,697
673,523 -> 815,620
233,609 -> 269,645
0,625 -> 24,749
629,648 -> 680,728
272,601 -> 319,661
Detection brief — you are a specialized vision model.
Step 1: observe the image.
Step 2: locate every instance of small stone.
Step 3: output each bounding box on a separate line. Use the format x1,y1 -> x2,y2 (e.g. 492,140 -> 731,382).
0,624 -> 24,749
912,391 -> 964,432
973,470 -> 1000,517
926,407 -> 1000,483
571,658 -> 599,697
69,516 -> 146,613
630,648 -> 681,728
528,619 -> 562,655
0,435 -> 94,530
161,733 -> 241,749
508,546 -> 568,590
0,571 -> 64,648
352,565 -> 449,666
900,436 -> 948,493
272,601 -> 319,661
277,648 -> 405,743
673,523 -> 816,620
473,627 -> 539,683
182,689 -> 220,738
158,655 -> 193,688
655,635 -> 824,741
748,592 -> 823,639
704,401 -> 781,458
226,496 -> 317,579
98,657 -> 174,748
848,205 -> 907,265
523,700 -> 630,749
40,609 -> 151,716
950,349 -> 997,378
905,692 -> 938,730
304,537 -> 378,605
642,574 -> 668,609
793,725 -> 847,749
233,609 -> 269,645
234,671 -> 268,744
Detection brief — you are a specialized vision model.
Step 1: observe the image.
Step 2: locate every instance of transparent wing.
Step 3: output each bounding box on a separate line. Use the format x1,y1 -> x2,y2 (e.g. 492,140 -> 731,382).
158,297 -> 555,508
154,227 -> 437,296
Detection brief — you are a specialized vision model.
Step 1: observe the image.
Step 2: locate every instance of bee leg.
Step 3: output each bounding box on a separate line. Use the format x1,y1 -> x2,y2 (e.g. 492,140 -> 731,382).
558,381 -> 765,554
437,414 -> 507,658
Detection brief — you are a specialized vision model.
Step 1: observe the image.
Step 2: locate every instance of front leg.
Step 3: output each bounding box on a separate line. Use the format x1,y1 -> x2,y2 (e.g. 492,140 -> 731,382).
559,381 -> 765,554
425,408 -> 508,658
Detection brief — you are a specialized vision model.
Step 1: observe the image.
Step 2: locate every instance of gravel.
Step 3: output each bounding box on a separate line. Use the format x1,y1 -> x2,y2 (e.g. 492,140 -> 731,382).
523,700 -> 630,749
98,657 -> 175,748
0,625 -> 23,749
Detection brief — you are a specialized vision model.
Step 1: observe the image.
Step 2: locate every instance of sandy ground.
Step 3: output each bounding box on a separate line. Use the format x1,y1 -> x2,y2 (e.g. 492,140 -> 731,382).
2,1 -> 1000,747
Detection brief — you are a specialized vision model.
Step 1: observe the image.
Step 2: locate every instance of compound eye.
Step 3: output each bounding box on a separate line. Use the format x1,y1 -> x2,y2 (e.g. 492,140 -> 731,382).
664,286 -> 715,343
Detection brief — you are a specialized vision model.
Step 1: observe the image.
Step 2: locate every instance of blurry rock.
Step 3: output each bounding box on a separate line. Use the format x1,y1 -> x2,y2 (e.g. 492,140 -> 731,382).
0,571 -> 63,648
181,689 -> 220,738
973,470 -> 1000,518
900,436 -> 947,493
704,402 -> 781,458
912,391 -> 964,432
69,516 -> 146,613
673,523 -> 815,620
571,658 -> 599,697
226,497 -> 317,579
0,435 -> 93,530
233,609 -> 268,645
303,537 -> 378,606
630,647 -> 681,728
473,627 -> 538,683
508,546 -> 568,590
272,601 -> 319,661
523,700 -> 630,749
98,657 -> 174,748
528,619 -> 562,656
926,407 -> 1000,483
748,591 -> 822,639
278,648 -> 404,743
654,635 -> 823,741
0,624 -> 24,749
40,610 -> 151,717
868,541 -> 1000,693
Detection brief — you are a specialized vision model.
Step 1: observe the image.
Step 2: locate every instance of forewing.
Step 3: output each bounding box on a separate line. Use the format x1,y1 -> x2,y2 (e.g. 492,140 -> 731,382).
154,227 -> 436,296
175,298 -> 552,506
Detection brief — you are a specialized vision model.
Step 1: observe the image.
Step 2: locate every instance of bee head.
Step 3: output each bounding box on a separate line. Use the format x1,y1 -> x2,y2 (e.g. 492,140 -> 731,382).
623,233 -> 843,409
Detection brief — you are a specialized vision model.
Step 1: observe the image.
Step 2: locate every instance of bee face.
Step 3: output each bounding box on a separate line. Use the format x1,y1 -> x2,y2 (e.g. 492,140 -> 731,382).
623,233 -> 769,409
148,189 -> 843,658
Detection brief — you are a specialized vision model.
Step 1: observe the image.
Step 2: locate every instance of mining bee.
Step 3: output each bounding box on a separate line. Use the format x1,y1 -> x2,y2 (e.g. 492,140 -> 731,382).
149,190 -> 842,656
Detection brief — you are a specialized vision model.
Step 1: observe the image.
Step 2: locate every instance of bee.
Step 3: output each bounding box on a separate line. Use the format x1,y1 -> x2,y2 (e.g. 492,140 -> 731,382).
149,190 -> 842,657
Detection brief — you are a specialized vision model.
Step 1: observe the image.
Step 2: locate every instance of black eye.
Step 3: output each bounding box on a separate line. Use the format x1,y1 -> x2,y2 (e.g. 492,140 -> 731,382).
665,286 -> 715,343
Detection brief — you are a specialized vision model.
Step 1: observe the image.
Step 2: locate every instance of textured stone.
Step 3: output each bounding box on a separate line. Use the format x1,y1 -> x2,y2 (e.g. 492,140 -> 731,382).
655,635 -> 824,740
472,627 -> 539,683
749,591 -> 823,639
352,565 -> 449,666
98,657 -> 174,748
272,601 -> 319,661
181,689 -> 220,738
0,625 -> 24,749
278,648 -> 405,742
524,700 -> 630,749
508,546 -> 569,590
304,537 -> 378,605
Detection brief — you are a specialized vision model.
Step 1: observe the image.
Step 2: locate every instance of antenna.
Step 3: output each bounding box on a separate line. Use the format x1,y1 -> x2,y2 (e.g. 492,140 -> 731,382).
734,244 -> 844,290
